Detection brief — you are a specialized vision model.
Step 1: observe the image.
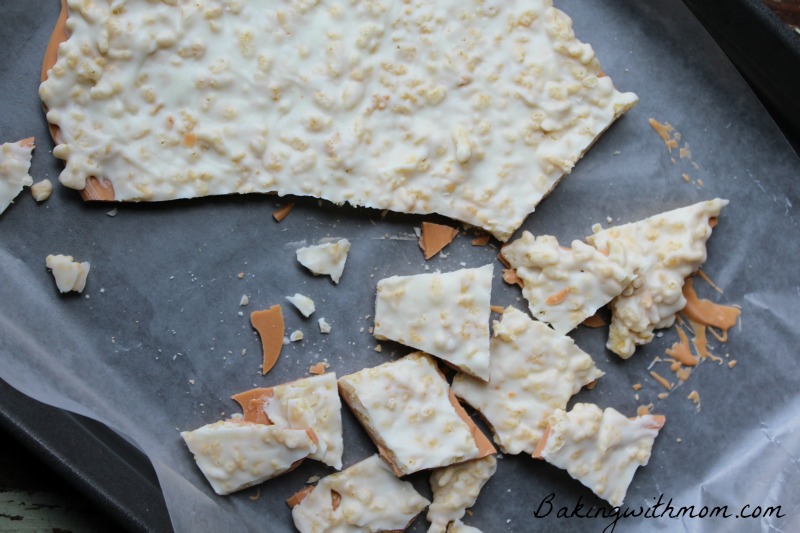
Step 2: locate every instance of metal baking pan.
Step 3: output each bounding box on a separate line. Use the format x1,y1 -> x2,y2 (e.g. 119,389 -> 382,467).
0,379 -> 173,532
683,0 -> 800,152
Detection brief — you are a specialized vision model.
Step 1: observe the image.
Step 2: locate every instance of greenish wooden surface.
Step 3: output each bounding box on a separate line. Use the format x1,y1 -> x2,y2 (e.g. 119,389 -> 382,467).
0,428 -> 123,533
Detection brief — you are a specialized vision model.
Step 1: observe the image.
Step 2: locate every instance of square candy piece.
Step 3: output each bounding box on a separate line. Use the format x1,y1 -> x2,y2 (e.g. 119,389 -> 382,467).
374,265 -> 493,381
339,352 -> 492,476
453,307 -> 603,455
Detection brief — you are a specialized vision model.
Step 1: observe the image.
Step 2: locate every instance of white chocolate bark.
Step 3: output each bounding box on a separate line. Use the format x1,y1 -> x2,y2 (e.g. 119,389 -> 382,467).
538,403 -> 665,507
374,265 -> 493,380
45,254 -> 91,293
452,307 -> 603,455
339,352 -> 481,475
427,456 -> 497,533
501,232 -> 639,335
286,293 -> 316,317
0,139 -> 34,214
180,420 -> 317,495
296,240 -> 351,284
40,0 -> 636,240
586,199 -> 728,358
263,373 -> 344,470
292,454 -> 430,533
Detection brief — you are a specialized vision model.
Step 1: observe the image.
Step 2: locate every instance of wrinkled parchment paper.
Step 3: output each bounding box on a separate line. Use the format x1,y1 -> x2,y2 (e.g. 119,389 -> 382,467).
1,1 -> 799,531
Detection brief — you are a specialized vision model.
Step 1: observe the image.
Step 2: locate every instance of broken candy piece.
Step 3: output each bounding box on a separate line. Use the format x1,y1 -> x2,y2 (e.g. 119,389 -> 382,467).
231,387 -> 272,425
338,352 -> 492,476
471,235 -> 491,247
534,403 -> 665,507
309,362 -> 327,375
286,293 -> 315,317
232,373 -> 344,469
374,265 -> 493,381
500,232 -> 639,335
420,222 -> 458,259
290,455 -> 430,532
0,138 -> 34,214
586,199 -> 728,358
250,305 -> 285,375
45,254 -> 90,293
427,455 -> 497,533
452,307 -> 603,455
263,373 -> 344,470
296,239 -> 351,284
181,420 -> 317,495
272,202 -> 295,222
31,179 -> 53,202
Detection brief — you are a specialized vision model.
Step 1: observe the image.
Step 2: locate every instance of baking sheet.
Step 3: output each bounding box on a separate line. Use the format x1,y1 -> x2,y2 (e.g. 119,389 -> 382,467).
1,1 -> 799,532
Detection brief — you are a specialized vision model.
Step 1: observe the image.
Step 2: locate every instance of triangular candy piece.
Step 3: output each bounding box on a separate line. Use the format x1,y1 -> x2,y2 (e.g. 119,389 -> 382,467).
501,232 -> 639,335
586,199 -> 728,358
420,222 -> 458,259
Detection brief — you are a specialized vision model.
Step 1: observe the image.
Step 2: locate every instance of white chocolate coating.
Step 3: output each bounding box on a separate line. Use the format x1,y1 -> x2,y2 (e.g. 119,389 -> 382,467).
180,420 -> 317,495
374,265 -> 493,380
452,307 -> 603,455
45,254 -> 91,293
0,140 -> 33,214
427,456 -> 497,533
31,179 -> 54,202
292,454 -> 430,533
339,352 -> 481,475
40,0 -> 636,240
296,239 -> 351,284
264,373 -> 344,469
539,403 -> 664,507
286,293 -> 316,318
501,232 -> 639,335
586,199 -> 727,358
318,317 -> 332,333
